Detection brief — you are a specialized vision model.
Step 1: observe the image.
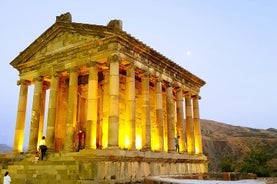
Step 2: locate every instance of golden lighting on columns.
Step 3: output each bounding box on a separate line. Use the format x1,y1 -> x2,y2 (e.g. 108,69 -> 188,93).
64,67 -> 78,152
13,80 -> 29,153
141,70 -> 151,150
108,54 -> 120,148
46,73 -> 59,151
185,92 -> 195,154
101,70 -> 109,148
176,87 -> 186,152
86,62 -> 98,149
37,82 -> 48,148
28,76 -> 43,153
155,77 -> 164,151
150,79 -> 159,151
193,95 -> 203,154
166,82 -> 175,152
125,64 -> 136,150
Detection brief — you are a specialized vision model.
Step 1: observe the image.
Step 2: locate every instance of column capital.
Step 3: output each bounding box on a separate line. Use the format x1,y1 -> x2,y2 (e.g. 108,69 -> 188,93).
176,86 -> 183,92
192,94 -> 201,100
86,61 -> 98,68
34,76 -> 43,82
43,81 -> 50,90
108,54 -> 121,63
72,66 -> 79,73
184,91 -> 192,98
165,81 -> 174,88
156,77 -> 162,83
52,72 -> 60,78
125,62 -> 135,70
17,79 -> 31,86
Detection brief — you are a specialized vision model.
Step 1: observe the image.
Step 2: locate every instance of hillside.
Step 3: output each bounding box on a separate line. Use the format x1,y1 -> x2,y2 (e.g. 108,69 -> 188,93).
0,144 -> 12,154
201,119 -> 277,174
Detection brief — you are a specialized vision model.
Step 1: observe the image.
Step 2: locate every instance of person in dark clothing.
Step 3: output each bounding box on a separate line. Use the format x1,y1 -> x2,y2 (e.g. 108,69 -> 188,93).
175,136 -> 180,153
39,136 -> 47,160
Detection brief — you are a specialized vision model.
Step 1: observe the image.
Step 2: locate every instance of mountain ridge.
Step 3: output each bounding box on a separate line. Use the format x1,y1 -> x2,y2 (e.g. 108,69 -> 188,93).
200,119 -> 277,174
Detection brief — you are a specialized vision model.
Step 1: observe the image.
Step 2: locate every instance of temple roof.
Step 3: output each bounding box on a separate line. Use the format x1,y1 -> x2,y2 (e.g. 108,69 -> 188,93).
10,12 -> 205,87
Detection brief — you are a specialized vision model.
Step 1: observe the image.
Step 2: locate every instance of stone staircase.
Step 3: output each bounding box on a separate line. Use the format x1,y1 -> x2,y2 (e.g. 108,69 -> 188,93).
1,152 -> 82,184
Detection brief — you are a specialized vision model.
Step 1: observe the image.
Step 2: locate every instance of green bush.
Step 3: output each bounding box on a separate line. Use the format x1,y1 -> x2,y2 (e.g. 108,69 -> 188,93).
220,154 -> 235,172
238,144 -> 274,177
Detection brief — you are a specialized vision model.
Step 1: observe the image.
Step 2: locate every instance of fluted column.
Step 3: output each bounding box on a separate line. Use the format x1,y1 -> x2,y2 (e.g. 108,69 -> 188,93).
126,64 -> 136,150
176,87 -> 186,152
193,95 -> 203,154
86,62 -> 98,149
28,76 -> 43,153
166,83 -> 175,152
141,71 -> 151,150
13,80 -> 29,153
185,92 -> 195,154
64,67 -> 78,152
108,55 -> 120,148
46,73 -> 59,152
155,77 -> 164,151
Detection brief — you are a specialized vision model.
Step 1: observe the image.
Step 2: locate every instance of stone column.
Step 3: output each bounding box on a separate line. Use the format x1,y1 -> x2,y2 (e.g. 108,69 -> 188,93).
102,70 -> 109,148
126,64 -> 136,150
86,62 -> 98,149
193,95 -> 203,154
64,67 -> 78,152
155,77 -> 164,151
108,55 -> 120,148
28,76 -> 43,153
176,87 -> 186,152
166,83 -> 175,152
141,71 -> 151,150
37,82 -> 48,146
46,73 -> 59,152
13,80 -> 29,153
185,92 -> 195,154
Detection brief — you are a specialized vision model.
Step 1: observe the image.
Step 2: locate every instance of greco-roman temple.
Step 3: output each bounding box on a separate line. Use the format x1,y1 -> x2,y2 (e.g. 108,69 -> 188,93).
7,13 -> 207,183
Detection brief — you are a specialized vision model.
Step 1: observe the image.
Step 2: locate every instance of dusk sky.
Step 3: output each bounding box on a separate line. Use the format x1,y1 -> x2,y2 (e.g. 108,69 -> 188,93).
1,1 -> 276,146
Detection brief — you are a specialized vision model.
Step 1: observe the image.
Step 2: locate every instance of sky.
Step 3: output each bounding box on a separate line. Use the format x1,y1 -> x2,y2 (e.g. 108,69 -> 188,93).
1,1 -> 277,146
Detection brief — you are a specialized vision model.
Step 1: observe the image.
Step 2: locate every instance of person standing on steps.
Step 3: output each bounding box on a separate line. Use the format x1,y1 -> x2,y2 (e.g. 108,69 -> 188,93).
39,136 -> 47,160
3,171 -> 11,184
77,130 -> 86,151
175,136 -> 180,153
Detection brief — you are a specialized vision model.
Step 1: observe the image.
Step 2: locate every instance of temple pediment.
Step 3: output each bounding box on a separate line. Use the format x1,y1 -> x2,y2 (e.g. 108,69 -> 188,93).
31,31 -> 101,61
10,22 -> 114,68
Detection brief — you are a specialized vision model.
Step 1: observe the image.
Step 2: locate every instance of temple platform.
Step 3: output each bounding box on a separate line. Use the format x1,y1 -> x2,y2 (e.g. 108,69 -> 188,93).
0,149 -> 207,183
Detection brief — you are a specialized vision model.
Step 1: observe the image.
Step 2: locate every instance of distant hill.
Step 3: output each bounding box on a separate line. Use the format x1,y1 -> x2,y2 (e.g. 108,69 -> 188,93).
0,144 -> 12,154
201,119 -> 277,173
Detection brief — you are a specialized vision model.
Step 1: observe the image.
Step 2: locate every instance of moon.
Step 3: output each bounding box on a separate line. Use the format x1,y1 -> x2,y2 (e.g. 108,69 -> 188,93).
186,50 -> 191,56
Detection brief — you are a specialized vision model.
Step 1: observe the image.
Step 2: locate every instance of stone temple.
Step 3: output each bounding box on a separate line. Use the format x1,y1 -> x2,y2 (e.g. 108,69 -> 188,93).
5,12 -> 207,183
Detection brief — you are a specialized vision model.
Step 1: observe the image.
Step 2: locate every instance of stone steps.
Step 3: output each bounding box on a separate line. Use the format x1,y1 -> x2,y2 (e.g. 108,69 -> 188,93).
3,152 -> 80,184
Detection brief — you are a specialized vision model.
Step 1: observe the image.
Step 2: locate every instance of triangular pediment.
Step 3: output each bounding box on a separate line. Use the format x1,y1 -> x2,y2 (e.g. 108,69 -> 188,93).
10,22 -> 112,68
30,31 -> 99,61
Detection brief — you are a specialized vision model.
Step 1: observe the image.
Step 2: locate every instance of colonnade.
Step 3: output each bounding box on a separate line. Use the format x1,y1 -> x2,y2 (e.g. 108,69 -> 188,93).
13,56 -> 203,155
